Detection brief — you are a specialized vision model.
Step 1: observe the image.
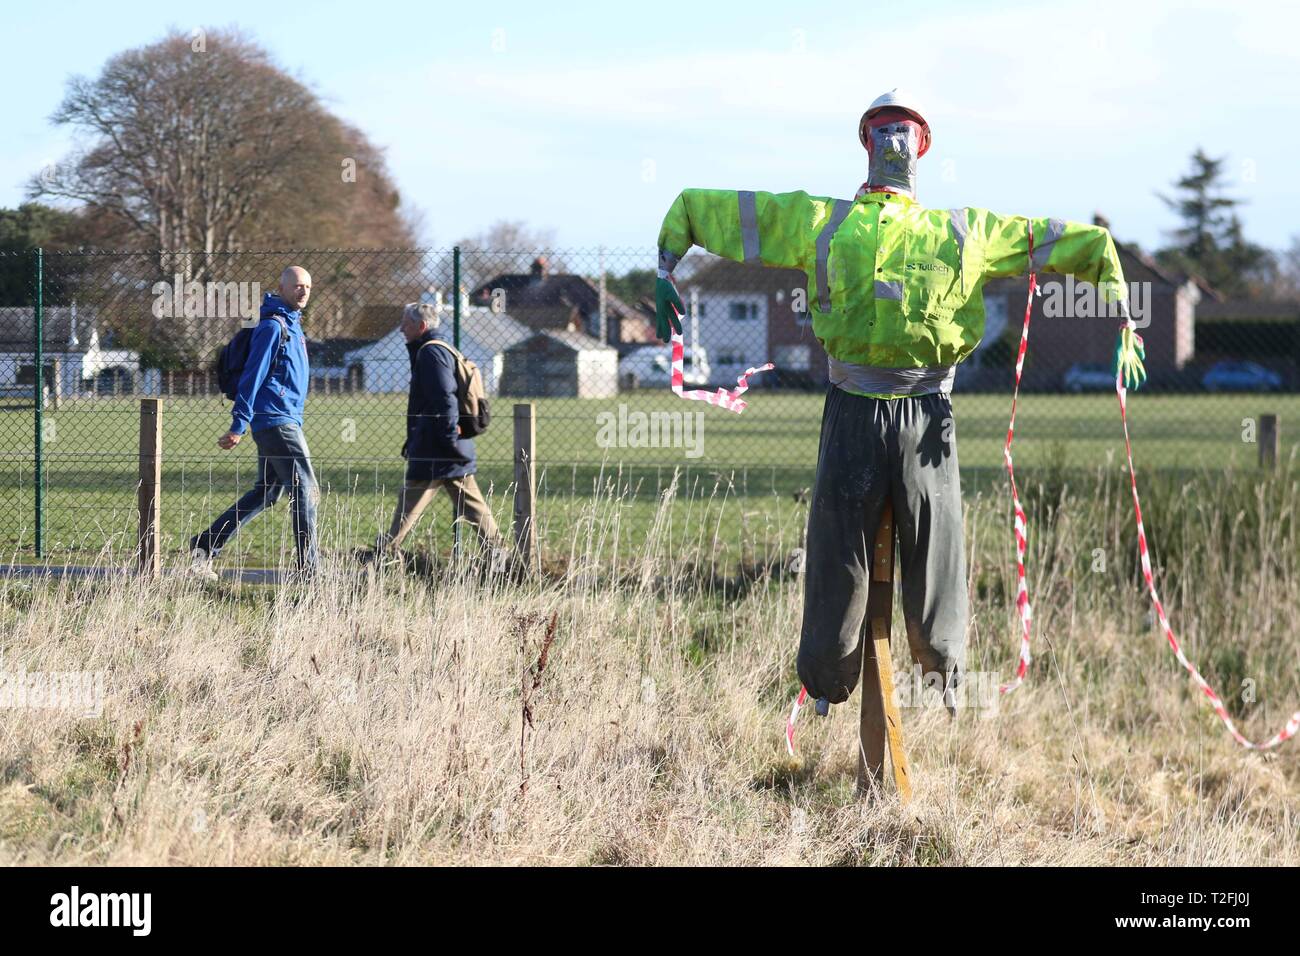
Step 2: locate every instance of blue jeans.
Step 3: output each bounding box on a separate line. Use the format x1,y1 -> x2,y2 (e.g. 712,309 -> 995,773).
191,424 -> 319,570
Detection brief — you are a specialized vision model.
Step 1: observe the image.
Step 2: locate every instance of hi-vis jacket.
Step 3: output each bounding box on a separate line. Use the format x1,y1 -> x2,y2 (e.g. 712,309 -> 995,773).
658,189 -> 1129,370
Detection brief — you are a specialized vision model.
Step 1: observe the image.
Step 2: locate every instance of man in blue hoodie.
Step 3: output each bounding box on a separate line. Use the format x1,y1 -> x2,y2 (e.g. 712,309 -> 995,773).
189,266 -> 318,576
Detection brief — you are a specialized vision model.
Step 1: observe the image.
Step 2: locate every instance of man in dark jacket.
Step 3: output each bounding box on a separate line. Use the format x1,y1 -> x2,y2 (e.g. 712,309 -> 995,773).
374,302 -> 502,558
189,265 -> 319,577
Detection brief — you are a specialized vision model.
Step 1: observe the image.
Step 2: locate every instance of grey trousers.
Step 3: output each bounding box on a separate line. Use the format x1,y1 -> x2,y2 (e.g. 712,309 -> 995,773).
796,386 -> 968,703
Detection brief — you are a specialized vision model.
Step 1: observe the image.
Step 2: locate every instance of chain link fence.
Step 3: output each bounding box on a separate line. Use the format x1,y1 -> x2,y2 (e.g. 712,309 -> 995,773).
1,247 -> 1297,566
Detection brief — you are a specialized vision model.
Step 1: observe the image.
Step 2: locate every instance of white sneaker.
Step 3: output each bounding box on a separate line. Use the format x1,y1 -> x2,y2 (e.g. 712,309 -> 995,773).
188,548 -> 219,584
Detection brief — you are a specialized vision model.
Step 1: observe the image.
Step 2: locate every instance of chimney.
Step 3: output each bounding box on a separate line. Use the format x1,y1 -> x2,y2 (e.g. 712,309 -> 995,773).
530,256 -> 549,282
1093,212 -> 1111,230
419,285 -> 445,318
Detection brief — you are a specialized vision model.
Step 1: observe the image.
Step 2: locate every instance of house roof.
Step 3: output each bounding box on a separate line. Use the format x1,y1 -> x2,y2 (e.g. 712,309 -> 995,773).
1196,299 -> 1300,321
307,337 -> 373,367
683,257 -> 804,291
0,306 -> 97,353
342,307 -> 534,364
469,269 -> 640,321
459,307 -> 532,350
349,304 -> 404,340
508,328 -> 617,353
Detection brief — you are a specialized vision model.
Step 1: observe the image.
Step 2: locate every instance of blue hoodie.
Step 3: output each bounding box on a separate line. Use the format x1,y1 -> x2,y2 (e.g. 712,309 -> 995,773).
229,293 -> 309,436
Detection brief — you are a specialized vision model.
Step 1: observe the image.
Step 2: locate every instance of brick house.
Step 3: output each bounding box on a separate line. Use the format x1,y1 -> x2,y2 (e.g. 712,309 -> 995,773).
973,224 -> 1205,391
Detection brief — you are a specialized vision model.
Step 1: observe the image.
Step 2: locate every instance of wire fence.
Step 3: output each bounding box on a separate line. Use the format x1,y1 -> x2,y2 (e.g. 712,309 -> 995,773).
1,246 -> 1297,565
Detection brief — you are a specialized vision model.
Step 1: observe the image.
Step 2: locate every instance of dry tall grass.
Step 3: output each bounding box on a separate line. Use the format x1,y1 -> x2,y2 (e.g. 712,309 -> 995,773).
1,467 -> 1297,865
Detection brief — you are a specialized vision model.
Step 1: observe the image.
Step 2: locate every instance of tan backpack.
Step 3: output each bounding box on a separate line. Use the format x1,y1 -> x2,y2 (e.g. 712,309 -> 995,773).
420,339 -> 491,437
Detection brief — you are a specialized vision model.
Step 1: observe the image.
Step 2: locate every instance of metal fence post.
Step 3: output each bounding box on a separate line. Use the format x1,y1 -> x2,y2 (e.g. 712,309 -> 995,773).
513,402 -> 538,575
452,245 -> 461,350
33,247 -> 43,558
452,245 -> 462,560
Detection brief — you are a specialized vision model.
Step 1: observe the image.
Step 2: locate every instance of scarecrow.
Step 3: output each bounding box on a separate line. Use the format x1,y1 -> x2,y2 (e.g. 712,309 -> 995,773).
653,89 -> 1146,709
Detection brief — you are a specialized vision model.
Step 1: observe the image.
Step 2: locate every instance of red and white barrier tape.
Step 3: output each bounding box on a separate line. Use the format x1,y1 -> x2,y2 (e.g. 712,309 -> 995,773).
998,225 -> 1037,695
669,325 -> 773,413
786,687 -> 807,756
784,220 -> 1299,755
1116,365 -> 1300,749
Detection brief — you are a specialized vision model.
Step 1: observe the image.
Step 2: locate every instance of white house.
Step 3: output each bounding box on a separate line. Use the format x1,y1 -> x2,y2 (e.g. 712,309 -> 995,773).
0,304 -> 140,398
499,329 -> 619,398
674,259 -> 774,387
343,300 -> 532,395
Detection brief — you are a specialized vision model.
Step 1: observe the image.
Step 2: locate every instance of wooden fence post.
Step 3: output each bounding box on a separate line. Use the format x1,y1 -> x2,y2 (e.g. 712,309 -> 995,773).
857,497 -> 913,803
137,398 -> 162,578
1260,413 -> 1279,470
513,403 -> 538,574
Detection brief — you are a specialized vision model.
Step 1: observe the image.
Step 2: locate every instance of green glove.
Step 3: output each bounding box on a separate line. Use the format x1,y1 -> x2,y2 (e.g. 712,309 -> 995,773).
1112,324 -> 1146,391
655,275 -> 685,343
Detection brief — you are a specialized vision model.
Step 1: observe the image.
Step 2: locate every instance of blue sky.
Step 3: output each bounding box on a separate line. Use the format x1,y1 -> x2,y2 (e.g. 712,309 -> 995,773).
4,0 -> 1297,255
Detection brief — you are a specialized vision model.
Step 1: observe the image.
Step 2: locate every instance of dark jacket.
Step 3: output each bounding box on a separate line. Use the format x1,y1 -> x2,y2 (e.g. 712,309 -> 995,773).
230,293 -> 309,436
404,330 -> 475,481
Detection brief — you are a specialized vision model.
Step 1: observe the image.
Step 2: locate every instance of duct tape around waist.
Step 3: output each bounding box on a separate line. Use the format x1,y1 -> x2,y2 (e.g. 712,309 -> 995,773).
827,357 -> 956,396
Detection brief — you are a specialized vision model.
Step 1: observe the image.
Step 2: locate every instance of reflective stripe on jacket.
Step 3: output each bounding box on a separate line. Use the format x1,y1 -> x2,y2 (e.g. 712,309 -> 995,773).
658,189 -> 1128,369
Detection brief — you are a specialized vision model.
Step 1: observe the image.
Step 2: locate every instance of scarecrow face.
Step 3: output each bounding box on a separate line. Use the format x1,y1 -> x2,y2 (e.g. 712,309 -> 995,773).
864,112 -> 923,194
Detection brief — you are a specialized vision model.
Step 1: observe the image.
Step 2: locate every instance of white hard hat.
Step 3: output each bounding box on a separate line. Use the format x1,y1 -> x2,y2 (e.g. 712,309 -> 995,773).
859,89 -> 931,156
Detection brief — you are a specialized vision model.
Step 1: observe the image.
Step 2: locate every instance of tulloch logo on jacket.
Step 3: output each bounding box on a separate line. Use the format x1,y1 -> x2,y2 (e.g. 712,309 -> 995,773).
906,261 -> 950,273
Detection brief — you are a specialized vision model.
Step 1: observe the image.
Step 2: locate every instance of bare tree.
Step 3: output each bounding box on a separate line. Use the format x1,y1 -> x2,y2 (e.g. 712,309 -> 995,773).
30,28 -> 420,360
455,220 -> 566,291
35,32 -> 308,271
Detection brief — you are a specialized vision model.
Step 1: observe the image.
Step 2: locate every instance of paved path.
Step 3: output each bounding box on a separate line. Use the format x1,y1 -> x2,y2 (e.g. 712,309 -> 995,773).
1,564 -> 287,585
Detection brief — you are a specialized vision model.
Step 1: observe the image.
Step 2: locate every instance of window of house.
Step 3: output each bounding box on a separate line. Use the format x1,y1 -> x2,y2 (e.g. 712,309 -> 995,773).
729,301 -> 759,321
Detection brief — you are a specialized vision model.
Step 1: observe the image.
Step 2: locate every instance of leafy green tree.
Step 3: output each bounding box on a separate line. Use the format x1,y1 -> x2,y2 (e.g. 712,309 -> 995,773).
604,267 -> 655,308
0,203 -> 83,306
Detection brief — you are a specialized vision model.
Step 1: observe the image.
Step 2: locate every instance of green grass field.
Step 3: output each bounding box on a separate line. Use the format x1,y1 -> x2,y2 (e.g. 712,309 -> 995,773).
2,389 -> 1297,563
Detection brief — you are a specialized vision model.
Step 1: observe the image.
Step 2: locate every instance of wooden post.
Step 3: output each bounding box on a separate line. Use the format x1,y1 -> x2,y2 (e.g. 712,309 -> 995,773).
513,403 -> 538,574
137,398 -> 162,578
1260,413 -> 1279,470
49,357 -> 61,410
857,498 -> 913,802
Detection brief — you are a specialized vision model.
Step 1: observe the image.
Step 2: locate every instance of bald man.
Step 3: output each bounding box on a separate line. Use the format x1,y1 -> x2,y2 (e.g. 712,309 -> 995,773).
190,266 -> 319,577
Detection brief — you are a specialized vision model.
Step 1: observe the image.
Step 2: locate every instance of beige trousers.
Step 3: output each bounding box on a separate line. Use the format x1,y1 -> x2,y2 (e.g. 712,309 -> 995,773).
379,474 -> 502,551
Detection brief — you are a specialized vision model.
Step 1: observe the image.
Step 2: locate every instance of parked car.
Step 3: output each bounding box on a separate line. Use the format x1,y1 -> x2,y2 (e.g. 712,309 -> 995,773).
1201,361 -> 1282,393
618,345 -> 711,389
1062,363 -> 1115,393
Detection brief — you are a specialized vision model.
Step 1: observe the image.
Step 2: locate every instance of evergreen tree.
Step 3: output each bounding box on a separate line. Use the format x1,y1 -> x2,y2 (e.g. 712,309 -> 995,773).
1156,149 -> 1274,297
